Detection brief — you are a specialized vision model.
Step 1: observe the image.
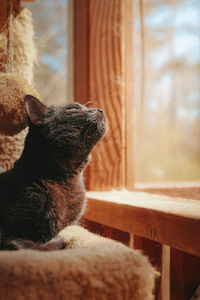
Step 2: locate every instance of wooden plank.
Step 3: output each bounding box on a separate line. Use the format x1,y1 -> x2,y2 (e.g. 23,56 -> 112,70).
82,219 -> 105,236
125,0 -> 135,189
104,227 -> 130,245
160,245 -> 170,300
83,219 -> 130,245
74,0 -> 89,103
135,182 -> 200,200
129,233 -> 134,248
131,239 -> 170,300
134,236 -> 162,300
170,248 -> 200,300
74,0 -> 134,190
84,191 -> 200,257
88,0 -> 125,189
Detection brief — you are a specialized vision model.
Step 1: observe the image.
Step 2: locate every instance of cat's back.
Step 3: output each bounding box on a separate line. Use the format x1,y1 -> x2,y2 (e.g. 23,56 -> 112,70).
0,168 -> 14,191
0,169 -> 16,226
0,167 -> 23,191
0,166 -> 29,219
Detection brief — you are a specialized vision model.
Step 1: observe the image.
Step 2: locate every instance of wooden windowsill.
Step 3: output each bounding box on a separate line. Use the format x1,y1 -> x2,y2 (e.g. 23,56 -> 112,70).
135,181 -> 200,200
84,190 -> 200,257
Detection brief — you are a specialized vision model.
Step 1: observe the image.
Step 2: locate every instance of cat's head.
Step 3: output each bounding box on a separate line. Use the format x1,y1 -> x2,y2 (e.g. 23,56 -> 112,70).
24,95 -> 107,170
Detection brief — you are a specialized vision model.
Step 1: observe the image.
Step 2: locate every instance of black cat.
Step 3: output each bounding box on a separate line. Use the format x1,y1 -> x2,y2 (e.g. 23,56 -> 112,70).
0,95 -> 107,250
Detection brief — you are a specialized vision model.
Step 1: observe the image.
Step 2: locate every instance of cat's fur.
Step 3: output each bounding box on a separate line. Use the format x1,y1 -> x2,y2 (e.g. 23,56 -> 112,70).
0,95 -> 107,250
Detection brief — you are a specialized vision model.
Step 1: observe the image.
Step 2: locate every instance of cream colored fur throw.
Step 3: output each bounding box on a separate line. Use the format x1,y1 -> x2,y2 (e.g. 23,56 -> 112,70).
0,8 -> 37,84
0,226 -> 158,300
0,73 -> 40,136
0,129 -> 27,170
0,7 -> 37,170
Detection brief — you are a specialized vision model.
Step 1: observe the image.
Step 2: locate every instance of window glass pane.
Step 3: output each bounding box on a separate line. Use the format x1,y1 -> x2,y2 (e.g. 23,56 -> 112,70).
24,0 -> 73,105
133,0 -> 200,181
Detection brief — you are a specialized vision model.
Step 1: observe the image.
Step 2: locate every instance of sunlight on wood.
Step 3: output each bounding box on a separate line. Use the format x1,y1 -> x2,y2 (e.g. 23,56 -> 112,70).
85,190 -> 200,257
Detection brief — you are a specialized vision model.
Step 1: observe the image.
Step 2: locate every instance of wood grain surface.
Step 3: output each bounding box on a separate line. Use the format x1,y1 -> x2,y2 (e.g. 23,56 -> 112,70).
84,191 -> 200,257
133,236 -> 162,300
74,0 -> 134,190
170,248 -> 200,300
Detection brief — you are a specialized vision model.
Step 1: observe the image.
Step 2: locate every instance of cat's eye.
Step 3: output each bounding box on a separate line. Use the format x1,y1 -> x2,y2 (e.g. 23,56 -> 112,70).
67,103 -> 83,110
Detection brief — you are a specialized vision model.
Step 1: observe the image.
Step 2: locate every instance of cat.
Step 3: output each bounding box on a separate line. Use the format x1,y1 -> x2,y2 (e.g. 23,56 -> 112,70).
0,95 -> 107,250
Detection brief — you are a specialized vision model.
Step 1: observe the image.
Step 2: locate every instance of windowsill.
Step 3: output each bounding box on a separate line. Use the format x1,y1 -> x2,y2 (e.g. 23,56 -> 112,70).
134,181 -> 200,200
84,190 -> 200,257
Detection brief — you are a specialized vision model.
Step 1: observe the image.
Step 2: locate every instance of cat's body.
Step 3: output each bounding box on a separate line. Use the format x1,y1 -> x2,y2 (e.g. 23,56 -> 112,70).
0,166 -> 86,245
0,96 -> 106,250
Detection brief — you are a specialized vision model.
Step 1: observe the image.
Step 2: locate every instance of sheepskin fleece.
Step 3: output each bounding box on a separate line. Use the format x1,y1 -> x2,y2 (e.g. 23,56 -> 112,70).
0,7 -> 37,84
0,226 -> 158,300
0,73 -> 40,135
0,128 -> 27,170
0,6 -> 37,168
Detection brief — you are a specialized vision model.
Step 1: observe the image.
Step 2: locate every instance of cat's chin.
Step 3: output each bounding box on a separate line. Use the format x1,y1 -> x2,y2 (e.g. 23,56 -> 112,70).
85,110 -> 107,145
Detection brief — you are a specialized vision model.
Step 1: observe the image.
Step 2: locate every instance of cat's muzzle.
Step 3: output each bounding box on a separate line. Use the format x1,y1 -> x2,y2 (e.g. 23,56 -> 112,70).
86,108 -> 107,143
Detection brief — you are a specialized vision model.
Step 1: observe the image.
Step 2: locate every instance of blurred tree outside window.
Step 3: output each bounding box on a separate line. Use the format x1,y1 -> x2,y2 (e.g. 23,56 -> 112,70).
24,0 -> 73,105
133,0 -> 200,182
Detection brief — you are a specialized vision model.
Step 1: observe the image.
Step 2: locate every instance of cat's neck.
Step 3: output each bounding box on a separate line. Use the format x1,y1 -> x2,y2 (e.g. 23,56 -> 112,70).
14,145 -> 86,182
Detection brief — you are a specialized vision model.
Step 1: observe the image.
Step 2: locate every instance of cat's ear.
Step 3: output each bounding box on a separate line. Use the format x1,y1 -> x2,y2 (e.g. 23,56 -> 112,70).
24,95 -> 47,125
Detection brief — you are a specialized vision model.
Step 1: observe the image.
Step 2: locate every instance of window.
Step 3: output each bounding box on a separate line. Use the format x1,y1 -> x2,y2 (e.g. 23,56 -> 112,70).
133,0 -> 200,183
25,0 -> 73,105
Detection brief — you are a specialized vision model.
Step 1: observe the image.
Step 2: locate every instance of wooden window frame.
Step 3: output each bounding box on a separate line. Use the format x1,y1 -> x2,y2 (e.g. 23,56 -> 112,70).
73,0 -> 200,251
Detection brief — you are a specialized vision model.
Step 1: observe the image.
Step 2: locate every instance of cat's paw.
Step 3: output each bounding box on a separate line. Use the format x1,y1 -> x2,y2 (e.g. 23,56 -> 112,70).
0,237 -> 66,251
0,239 -> 23,250
39,236 -> 66,251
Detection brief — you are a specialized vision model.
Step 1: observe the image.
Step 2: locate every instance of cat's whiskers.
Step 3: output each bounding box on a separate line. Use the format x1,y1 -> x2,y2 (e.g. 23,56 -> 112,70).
83,100 -> 94,107
83,123 -> 94,146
